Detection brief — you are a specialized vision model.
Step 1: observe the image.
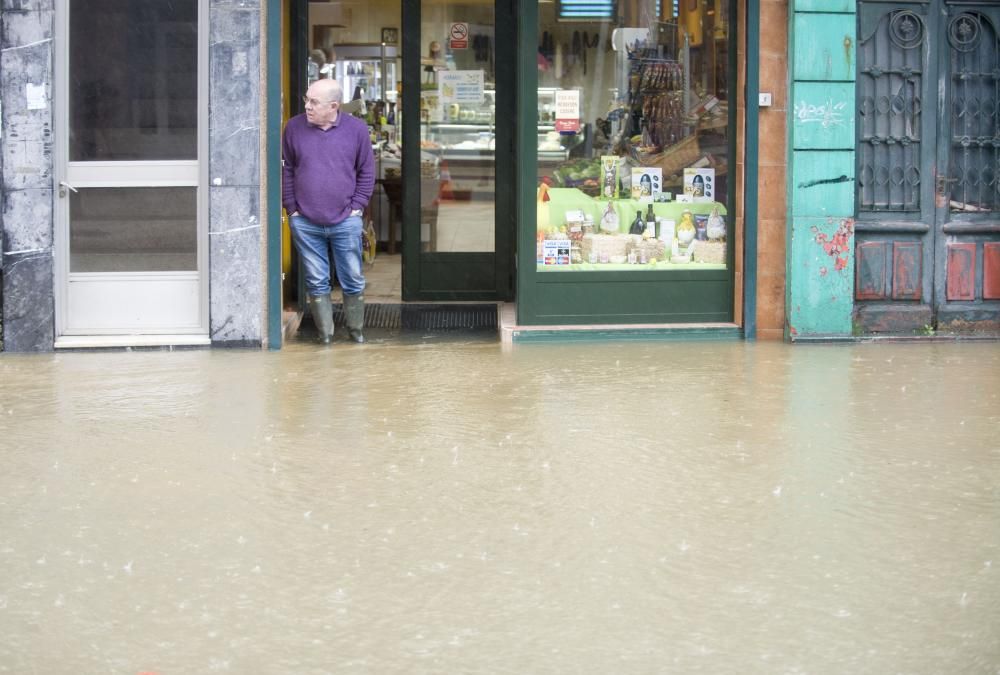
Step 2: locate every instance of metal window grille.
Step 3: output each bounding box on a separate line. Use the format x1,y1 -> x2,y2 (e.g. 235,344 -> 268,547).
857,9 -> 925,212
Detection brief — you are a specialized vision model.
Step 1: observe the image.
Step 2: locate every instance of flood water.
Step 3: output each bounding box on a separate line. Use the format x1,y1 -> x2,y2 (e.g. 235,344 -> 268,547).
1,338 -> 998,673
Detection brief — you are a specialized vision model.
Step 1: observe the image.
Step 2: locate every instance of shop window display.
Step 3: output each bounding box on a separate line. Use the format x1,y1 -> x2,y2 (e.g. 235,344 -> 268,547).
536,0 -> 731,271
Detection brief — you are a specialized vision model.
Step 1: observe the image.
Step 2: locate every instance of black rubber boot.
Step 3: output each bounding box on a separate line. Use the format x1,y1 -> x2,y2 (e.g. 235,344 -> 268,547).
343,293 -> 366,344
310,294 -> 334,344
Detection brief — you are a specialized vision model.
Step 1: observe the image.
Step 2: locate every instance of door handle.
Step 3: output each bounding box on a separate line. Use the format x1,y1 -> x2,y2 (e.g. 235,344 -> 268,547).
58,180 -> 79,197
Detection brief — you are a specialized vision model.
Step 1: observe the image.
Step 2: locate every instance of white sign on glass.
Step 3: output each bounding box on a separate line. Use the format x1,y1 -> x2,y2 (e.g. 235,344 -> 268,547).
439,70 -> 484,104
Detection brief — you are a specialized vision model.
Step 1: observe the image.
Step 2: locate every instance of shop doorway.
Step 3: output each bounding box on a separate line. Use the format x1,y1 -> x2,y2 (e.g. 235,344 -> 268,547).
855,2 -> 1000,333
284,0 -> 404,312
284,0 -> 514,313
53,0 -> 209,345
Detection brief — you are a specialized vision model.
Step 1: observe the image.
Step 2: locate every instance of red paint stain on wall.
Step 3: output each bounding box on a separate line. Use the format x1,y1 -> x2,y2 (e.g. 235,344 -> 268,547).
811,218 -> 854,274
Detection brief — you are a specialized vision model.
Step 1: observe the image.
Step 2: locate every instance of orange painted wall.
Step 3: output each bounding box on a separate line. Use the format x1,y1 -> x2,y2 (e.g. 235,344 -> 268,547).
736,0 -> 788,338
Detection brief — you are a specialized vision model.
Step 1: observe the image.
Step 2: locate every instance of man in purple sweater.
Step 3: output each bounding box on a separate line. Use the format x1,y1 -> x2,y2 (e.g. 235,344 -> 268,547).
283,78 -> 375,344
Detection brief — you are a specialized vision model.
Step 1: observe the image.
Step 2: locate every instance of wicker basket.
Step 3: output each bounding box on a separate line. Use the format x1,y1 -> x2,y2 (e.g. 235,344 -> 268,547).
634,134 -> 700,180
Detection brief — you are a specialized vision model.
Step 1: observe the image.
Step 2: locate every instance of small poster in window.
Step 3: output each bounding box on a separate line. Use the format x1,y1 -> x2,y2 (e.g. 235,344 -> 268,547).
683,168 -> 715,202
630,168 -> 662,202
600,156 -> 620,199
554,89 -> 581,133
439,70 -> 484,104
542,239 -> 572,265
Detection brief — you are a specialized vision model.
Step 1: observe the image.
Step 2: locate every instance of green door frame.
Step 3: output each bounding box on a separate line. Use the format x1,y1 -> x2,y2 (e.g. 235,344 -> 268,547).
266,0 -> 283,349
744,0 -> 760,339
400,0 -> 516,301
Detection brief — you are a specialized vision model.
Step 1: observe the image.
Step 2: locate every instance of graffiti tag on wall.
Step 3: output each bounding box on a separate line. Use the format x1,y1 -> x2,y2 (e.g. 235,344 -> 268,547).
794,99 -> 848,128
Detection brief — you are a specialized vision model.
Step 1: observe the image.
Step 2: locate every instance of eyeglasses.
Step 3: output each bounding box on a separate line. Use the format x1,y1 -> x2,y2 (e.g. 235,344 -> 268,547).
303,96 -> 335,108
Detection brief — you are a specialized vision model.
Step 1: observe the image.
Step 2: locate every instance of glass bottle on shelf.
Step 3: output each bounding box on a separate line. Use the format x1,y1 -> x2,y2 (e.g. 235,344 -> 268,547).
629,210 -> 645,235
645,204 -> 656,238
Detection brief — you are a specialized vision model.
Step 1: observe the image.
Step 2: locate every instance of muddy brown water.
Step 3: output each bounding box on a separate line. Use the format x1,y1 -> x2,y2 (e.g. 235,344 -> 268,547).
1,339 -> 998,673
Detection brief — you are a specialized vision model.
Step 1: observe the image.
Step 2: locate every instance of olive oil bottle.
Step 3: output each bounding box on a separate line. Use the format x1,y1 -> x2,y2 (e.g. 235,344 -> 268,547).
629,210 -> 645,235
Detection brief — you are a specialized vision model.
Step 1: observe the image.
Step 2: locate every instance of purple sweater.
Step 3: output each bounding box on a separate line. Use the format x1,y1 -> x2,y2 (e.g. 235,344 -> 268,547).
281,112 -> 375,225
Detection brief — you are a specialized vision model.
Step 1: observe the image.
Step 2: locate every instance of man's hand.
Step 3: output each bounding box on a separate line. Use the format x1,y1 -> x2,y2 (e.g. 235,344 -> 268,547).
350,209 -> 363,217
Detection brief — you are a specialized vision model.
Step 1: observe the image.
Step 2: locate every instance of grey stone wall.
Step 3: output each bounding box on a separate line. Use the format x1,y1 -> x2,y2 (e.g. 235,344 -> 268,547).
0,0 -> 265,351
208,0 -> 263,347
1,0 -> 55,352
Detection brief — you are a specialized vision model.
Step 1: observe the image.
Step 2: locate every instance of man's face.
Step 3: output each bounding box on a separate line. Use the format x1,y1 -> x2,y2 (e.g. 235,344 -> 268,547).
304,86 -> 338,126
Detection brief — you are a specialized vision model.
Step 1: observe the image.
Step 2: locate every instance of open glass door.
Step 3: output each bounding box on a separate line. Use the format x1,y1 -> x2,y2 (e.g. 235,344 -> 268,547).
401,0 -> 514,301
55,0 -> 207,344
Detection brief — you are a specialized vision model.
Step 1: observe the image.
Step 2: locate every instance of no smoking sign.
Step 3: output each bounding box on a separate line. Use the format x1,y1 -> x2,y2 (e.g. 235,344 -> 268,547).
449,22 -> 468,49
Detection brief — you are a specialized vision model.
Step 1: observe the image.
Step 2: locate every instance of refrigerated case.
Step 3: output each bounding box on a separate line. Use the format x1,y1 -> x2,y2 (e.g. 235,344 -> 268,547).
334,44 -> 399,104
418,88 -> 573,199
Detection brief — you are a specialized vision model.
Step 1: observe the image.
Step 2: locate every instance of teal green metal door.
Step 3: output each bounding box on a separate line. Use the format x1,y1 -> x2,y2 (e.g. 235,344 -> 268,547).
400,0 -> 515,301
855,1 -> 1000,333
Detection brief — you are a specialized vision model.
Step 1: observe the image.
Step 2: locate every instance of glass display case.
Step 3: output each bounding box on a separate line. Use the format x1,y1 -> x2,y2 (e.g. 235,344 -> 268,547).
419,88 -> 574,198
419,88 -> 494,199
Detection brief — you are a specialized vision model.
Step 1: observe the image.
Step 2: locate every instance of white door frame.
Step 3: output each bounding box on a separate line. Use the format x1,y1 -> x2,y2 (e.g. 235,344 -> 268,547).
53,0 -> 210,348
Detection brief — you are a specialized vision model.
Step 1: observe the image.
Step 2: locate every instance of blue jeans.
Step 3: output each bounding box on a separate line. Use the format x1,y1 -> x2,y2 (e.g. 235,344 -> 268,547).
290,213 -> 366,297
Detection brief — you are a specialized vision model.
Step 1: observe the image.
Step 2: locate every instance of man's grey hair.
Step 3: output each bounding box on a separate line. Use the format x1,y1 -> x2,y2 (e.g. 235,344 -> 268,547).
312,78 -> 343,104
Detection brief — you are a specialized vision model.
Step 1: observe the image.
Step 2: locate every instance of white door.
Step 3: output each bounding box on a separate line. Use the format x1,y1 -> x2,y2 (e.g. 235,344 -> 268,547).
55,0 -> 208,347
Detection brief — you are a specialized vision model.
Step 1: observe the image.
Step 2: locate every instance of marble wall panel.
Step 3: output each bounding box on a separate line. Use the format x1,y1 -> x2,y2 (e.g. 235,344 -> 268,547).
1,15 -> 53,191
3,187 -> 52,251
2,6 -> 51,43
2,4 -> 54,350
212,0 -> 260,8
2,1 -> 53,11
1,250 -> 53,351
211,4 -> 258,42
209,7 -> 261,188
207,2 -> 263,346
209,186 -> 262,345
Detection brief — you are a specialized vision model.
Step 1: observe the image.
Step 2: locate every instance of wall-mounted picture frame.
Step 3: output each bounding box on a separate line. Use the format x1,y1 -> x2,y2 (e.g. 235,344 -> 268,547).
381,27 -> 398,44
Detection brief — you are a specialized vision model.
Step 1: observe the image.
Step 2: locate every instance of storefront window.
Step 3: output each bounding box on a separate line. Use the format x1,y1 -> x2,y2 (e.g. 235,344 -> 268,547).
536,0 -> 730,271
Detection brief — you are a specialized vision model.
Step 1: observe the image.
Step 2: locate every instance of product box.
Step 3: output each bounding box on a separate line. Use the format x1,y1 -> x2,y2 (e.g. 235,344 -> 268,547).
659,218 -> 676,243
630,168 -> 662,201
600,156 -> 621,199
542,239 -> 572,265
683,168 -> 715,202
694,214 -> 708,240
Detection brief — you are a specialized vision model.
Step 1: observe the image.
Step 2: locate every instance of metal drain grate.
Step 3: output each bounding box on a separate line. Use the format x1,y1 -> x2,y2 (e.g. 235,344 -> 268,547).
401,305 -> 498,331
329,303 -> 498,331
332,303 -> 401,330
